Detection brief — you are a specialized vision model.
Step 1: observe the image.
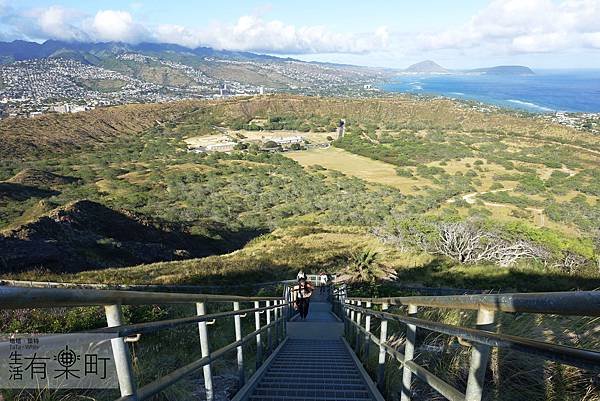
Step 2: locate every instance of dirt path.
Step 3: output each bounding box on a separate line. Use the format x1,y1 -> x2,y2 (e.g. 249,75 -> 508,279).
448,187 -> 546,226
477,131 -> 600,158
360,132 -> 379,144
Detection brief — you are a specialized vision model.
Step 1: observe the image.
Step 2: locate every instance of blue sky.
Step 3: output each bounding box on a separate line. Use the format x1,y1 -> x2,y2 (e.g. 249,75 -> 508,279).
13,1 -> 485,31
2,0 -> 600,69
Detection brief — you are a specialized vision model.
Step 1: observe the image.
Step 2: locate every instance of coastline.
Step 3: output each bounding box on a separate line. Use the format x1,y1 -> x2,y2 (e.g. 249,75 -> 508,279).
380,69 -> 600,115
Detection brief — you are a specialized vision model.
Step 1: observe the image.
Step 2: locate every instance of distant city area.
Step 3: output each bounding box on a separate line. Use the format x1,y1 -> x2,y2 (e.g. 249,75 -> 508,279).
0,41 -> 598,136
0,57 -> 266,118
544,112 -> 600,135
0,43 -> 383,119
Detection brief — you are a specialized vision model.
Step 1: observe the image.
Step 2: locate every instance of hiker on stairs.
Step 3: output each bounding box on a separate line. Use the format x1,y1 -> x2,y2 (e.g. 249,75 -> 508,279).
293,277 -> 313,320
319,271 -> 329,294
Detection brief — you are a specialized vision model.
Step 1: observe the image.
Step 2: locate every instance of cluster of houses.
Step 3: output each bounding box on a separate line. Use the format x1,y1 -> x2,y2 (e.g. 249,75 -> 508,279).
189,135 -> 306,154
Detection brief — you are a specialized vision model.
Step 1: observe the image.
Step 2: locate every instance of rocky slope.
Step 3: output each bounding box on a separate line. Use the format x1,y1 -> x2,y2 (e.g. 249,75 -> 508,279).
0,200 -> 221,273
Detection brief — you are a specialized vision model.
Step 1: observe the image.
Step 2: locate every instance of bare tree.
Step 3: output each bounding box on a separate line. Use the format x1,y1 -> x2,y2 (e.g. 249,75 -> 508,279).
481,239 -> 549,267
432,221 -> 548,267
555,251 -> 587,275
376,220 -> 434,253
434,222 -> 484,263
238,100 -> 254,121
373,220 -> 550,267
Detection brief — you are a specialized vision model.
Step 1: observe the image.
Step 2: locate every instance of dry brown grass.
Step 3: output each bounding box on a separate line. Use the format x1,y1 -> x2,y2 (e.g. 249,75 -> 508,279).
215,94 -> 598,147
0,100 -> 204,159
287,147 -> 421,193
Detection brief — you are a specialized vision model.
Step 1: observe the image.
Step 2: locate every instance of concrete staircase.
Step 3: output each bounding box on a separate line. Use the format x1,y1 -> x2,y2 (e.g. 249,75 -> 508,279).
249,339 -> 376,401
239,288 -> 384,401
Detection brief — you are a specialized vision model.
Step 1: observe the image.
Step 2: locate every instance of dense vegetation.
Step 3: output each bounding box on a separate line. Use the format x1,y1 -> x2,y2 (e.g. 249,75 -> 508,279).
1,94 -> 599,287
1,95 -> 599,401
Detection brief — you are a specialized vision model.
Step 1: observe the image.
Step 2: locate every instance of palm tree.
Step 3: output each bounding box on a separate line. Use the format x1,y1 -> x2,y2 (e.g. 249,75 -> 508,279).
348,248 -> 379,282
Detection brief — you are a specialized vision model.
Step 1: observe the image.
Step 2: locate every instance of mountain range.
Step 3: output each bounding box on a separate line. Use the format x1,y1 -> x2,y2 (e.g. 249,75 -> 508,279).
0,40 -> 534,105
0,39 -> 285,64
1,40 -> 533,76
405,60 -> 534,75
0,39 -> 389,96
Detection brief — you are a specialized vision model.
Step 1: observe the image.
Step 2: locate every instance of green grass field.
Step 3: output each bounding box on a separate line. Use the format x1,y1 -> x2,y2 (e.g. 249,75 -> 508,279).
286,147 -> 419,193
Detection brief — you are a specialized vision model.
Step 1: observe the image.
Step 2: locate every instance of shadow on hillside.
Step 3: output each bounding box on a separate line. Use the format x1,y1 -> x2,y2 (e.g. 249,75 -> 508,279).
0,182 -> 59,201
179,261 -> 298,289
393,259 -> 600,292
0,200 -> 269,274
206,225 -> 269,255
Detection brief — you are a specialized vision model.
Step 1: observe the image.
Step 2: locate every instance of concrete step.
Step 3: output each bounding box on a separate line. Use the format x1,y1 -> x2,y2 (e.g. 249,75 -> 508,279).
265,365 -> 359,372
245,336 -> 379,401
265,373 -> 359,378
260,379 -> 365,386
271,361 -> 356,371
250,395 -> 372,401
252,388 -> 371,398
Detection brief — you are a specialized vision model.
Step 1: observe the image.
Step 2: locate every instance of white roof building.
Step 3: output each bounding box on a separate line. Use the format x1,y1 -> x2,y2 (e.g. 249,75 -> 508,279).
206,142 -> 236,152
266,136 -> 305,145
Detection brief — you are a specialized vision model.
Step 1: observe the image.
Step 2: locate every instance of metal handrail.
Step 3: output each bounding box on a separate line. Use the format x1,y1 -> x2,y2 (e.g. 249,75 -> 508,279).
0,278 -> 290,291
117,318 -> 285,401
0,285 -> 283,308
353,322 -> 464,401
93,303 -> 287,337
346,290 -> 600,316
345,303 -> 600,371
334,284 -> 600,401
0,283 -> 291,401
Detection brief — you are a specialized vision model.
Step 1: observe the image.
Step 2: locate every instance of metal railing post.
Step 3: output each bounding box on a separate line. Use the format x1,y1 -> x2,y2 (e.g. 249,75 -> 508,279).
196,302 -> 214,401
401,304 -> 418,401
333,288 -> 338,316
349,300 -> 356,344
377,302 -> 389,391
364,301 -> 372,360
283,286 -> 288,320
274,300 -> 280,346
342,299 -> 346,332
465,308 -> 496,401
104,304 -> 137,399
342,299 -> 348,335
346,300 -> 353,336
355,301 -> 362,355
281,300 -> 287,337
233,301 -> 245,387
287,286 -> 294,320
254,300 -> 263,369
266,300 -> 273,354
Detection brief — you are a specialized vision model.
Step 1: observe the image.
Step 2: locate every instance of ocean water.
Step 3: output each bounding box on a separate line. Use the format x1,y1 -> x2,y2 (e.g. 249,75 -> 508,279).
381,70 -> 600,113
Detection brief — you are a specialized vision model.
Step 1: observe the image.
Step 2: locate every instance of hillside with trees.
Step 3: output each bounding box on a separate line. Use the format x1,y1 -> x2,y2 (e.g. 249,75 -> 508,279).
1,94 -> 599,291
1,94 -> 599,401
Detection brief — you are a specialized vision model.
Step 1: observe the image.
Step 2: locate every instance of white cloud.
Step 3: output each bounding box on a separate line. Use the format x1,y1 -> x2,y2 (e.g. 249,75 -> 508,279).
4,1 -> 600,60
2,4 -> 389,54
0,0 -> 8,14
34,6 -> 87,41
89,10 -> 148,43
582,31 -> 600,48
419,0 -> 600,54
154,16 -> 389,54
